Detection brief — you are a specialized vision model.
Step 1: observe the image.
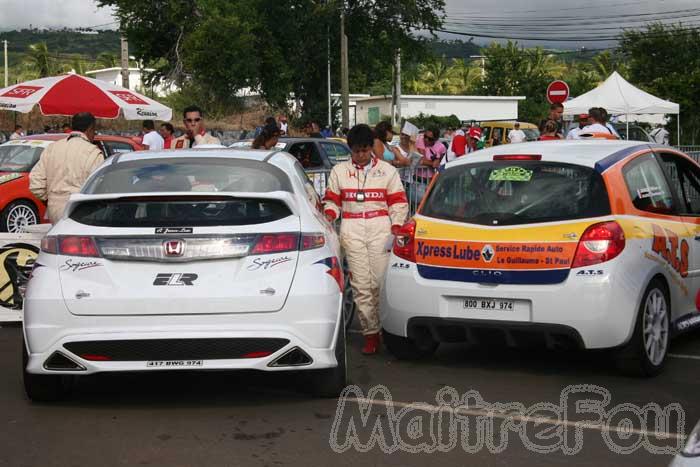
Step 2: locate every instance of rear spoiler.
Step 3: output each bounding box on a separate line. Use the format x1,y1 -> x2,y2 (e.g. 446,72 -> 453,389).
63,191 -> 300,220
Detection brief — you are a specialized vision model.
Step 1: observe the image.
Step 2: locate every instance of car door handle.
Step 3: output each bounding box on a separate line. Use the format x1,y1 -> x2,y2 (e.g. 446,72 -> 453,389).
75,291 -> 90,299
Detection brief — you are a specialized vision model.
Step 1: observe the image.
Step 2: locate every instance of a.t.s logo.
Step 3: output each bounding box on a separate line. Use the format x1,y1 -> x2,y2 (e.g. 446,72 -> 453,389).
652,224 -> 688,277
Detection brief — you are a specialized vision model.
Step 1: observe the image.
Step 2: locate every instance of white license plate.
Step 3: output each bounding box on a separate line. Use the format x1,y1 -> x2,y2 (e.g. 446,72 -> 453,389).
463,298 -> 515,311
146,360 -> 203,368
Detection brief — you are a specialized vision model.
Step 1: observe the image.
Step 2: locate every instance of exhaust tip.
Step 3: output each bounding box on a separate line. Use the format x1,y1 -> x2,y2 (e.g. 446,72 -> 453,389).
43,352 -> 86,371
268,347 -> 313,367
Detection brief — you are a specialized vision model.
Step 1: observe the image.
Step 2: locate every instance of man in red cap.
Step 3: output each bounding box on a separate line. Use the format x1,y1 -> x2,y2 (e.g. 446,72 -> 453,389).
467,126 -> 483,153
566,114 -> 589,140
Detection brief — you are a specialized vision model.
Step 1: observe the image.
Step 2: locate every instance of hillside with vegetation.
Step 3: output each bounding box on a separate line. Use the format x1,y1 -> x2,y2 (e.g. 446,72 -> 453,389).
0,29 -> 124,83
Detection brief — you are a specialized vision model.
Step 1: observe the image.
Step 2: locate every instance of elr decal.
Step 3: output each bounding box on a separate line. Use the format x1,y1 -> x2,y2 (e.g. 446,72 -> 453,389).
153,273 -> 198,286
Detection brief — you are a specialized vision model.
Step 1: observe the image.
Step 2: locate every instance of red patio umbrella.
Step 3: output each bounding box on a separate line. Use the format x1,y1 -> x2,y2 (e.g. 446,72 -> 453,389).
0,73 -> 172,120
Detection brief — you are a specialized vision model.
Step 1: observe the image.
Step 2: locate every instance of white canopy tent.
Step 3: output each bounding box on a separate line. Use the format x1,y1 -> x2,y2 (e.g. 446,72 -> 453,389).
563,72 -> 680,143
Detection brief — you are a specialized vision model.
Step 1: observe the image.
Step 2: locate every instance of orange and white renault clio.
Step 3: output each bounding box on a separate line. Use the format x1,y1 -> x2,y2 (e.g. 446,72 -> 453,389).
381,140 -> 700,376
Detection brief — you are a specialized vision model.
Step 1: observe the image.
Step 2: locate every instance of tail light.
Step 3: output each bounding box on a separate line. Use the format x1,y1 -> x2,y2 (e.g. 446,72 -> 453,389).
326,256 -> 344,292
301,233 -> 325,251
251,233 -> 299,254
41,236 -> 99,257
59,236 -> 100,257
40,236 -> 58,254
572,222 -> 625,268
250,233 -> 325,254
393,219 -> 416,262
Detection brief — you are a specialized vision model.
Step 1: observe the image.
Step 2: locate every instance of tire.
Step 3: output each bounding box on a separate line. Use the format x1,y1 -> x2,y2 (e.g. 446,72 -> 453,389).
1,200 -> 39,233
309,322 -> 347,398
383,329 -> 438,360
22,338 -> 71,402
614,279 -> 670,377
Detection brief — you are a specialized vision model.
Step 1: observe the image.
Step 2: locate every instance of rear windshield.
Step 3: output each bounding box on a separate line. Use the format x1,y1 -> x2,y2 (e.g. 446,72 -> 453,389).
421,161 -> 610,226
70,197 -> 292,227
83,157 -> 292,194
0,145 -> 43,172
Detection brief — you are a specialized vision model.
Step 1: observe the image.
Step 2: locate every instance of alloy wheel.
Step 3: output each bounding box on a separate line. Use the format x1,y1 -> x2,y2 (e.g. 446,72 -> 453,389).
643,288 -> 669,366
7,204 -> 37,233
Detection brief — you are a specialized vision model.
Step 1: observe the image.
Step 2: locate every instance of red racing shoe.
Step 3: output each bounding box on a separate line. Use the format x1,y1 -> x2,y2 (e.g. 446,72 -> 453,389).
362,333 -> 381,355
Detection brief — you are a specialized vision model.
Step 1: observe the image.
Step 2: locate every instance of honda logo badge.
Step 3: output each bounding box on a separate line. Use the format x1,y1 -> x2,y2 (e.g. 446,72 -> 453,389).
163,239 -> 185,257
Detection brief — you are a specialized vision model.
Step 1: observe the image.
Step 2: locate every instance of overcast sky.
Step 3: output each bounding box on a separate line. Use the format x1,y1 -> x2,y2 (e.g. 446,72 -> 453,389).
1,0 -> 699,48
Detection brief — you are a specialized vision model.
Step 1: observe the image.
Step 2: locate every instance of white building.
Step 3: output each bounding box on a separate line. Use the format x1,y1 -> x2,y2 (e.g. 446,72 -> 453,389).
331,93 -> 369,127
85,68 -> 177,97
354,95 -> 526,125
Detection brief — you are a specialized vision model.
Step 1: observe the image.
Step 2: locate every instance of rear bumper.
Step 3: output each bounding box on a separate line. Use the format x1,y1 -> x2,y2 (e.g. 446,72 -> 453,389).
25,327 -> 339,375
380,253 -> 643,350
24,295 -> 343,375
405,317 -> 584,350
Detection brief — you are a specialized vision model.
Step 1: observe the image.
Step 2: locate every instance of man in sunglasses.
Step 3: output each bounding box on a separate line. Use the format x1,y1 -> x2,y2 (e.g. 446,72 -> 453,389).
172,105 -> 221,148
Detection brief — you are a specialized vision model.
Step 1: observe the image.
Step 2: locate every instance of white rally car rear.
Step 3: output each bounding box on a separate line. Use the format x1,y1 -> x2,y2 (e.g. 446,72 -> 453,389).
381,141 -> 683,376
23,150 -> 346,401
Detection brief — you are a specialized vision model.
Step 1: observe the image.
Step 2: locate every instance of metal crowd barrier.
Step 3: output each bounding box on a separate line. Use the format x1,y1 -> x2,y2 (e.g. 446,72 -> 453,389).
677,146 -> 700,163
306,167 -> 431,216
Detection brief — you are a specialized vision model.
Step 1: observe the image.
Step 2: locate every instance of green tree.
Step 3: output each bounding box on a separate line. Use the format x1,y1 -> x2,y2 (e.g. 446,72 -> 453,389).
591,50 -> 629,83
98,0 -> 446,124
411,57 -> 455,94
620,23 -> 700,144
96,52 -> 118,69
24,42 -> 55,78
564,61 -> 598,98
478,41 -> 562,124
447,58 -> 480,94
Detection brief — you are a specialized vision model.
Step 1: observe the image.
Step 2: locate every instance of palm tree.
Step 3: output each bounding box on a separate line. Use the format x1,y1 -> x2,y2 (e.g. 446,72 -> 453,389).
25,43 -> 55,78
524,48 -> 566,80
592,51 -> 629,83
447,59 -> 480,94
413,57 -> 456,94
96,52 -> 118,69
69,58 -> 85,75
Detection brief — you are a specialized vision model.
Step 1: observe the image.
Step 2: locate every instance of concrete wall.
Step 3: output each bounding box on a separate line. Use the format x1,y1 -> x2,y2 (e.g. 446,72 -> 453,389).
355,96 -> 525,125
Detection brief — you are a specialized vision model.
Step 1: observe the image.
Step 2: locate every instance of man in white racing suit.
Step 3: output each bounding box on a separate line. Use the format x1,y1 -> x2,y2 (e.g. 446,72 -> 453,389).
323,124 -> 409,355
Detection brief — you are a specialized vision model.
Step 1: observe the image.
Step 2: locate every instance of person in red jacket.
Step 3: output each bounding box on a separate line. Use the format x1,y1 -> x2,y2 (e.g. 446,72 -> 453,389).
322,124 -> 409,354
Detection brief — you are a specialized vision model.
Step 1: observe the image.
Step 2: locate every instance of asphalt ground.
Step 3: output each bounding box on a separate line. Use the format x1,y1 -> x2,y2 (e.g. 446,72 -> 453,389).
0,322 -> 699,467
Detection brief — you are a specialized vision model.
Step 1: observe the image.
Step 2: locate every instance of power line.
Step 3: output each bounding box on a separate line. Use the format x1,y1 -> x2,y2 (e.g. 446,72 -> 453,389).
445,0 -> 673,17
434,23 -> 700,43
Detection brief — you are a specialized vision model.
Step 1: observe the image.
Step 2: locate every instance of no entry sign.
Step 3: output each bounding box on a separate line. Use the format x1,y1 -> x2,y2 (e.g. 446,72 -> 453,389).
547,81 -> 570,104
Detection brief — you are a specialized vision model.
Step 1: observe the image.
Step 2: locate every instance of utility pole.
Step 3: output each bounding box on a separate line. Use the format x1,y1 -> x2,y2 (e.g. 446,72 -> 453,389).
327,26 -> 332,131
120,34 -> 130,89
340,3 -> 349,130
393,49 -> 401,128
3,40 -> 8,88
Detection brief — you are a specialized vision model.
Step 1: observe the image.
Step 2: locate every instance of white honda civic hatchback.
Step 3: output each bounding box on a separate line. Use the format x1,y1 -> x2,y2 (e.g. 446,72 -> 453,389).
23,149 -> 346,401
